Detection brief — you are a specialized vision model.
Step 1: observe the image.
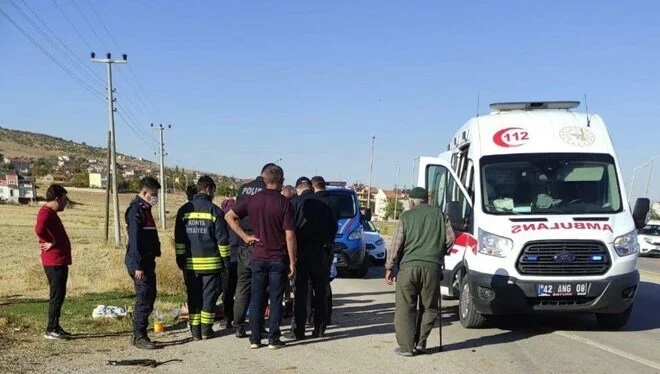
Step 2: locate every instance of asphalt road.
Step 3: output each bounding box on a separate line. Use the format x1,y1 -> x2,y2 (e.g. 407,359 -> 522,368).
44,265 -> 660,374
638,256 -> 660,275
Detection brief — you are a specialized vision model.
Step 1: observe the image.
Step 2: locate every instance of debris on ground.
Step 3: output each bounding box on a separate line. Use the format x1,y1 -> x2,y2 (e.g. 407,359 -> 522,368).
92,305 -> 127,319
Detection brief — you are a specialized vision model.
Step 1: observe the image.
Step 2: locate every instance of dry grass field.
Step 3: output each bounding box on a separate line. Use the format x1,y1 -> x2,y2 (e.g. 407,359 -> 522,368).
0,187 -> 213,372
0,188 -> 189,299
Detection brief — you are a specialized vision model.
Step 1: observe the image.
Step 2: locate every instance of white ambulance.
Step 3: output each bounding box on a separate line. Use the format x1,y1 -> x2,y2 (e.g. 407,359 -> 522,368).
417,101 -> 650,329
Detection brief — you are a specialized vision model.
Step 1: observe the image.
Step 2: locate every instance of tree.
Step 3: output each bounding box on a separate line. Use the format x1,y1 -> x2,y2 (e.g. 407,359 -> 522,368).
72,172 -> 89,188
384,198 -> 404,220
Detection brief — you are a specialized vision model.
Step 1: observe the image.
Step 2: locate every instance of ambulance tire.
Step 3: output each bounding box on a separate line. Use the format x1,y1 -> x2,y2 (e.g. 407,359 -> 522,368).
595,305 -> 633,330
459,275 -> 486,329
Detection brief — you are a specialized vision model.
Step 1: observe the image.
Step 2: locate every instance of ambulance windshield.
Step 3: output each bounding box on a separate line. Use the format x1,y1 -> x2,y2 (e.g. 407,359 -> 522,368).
480,153 -> 622,215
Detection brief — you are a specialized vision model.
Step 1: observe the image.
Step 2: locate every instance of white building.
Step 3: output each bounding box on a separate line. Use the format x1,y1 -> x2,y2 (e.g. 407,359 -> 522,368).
18,177 -> 36,201
0,185 -> 19,203
374,189 -> 410,221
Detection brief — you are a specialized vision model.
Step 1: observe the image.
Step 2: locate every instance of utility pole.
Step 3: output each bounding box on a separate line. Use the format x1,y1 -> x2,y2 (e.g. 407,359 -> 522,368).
394,164 -> 400,220
367,136 -> 375,211
92,52 -> 126,247
644,156 -> 658,197
152,123 -> 171,230
103,131 -> 111,242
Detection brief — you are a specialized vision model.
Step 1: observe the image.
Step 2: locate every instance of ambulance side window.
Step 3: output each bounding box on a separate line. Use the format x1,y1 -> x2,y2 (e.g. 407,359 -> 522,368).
426,165 -> 470,233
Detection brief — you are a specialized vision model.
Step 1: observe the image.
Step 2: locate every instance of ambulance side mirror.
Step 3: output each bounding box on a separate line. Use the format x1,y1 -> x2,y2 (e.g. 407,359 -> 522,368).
632,198 -> 650,230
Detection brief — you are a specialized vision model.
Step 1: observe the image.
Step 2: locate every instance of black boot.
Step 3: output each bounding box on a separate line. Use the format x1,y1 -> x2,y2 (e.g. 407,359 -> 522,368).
191,325 -> 202,341
311,324 -> 327,338
235,324 -> 247,338
201,325 -> 215,340
133,332 -> 157,350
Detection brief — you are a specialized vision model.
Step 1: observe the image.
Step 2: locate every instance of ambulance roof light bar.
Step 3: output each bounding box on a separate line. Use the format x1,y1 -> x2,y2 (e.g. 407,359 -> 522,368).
490,101 -> 580,111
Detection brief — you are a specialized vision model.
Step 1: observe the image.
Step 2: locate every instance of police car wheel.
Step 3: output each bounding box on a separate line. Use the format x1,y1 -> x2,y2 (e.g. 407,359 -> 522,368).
459,275 -> 486,329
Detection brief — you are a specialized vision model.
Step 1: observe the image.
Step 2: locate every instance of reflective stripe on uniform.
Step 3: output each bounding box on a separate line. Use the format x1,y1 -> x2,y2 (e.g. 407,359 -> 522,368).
218,245 -> 230,258
185,256 -> 223,271
175,243 -> 186,255
201,311 -> 215,325
182,212 -> 215,222
190,313 -> 201,326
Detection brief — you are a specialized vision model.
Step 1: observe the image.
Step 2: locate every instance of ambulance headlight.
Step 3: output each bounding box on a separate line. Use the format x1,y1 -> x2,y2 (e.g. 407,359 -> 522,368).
644,237 -> 653,244
478,229 -> 513,258
614,231 -> 637,256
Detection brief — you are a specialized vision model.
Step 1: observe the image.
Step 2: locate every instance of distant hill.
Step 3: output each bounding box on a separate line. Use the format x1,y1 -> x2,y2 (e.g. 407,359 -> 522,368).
0,126 -> 241,187
0,125 -> 158,170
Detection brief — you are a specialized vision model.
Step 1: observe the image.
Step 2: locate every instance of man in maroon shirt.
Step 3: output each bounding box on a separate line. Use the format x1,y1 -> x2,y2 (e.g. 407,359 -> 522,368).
34,184 -> 72,340
225,164 -> 297,349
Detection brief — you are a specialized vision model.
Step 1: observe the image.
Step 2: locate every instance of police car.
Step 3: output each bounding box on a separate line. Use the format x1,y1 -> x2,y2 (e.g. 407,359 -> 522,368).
638,220 -> 660,257
362,220 -> 386,265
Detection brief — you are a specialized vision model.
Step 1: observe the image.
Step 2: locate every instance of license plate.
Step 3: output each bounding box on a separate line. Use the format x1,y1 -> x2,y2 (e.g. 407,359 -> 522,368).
536,283 -> 590,297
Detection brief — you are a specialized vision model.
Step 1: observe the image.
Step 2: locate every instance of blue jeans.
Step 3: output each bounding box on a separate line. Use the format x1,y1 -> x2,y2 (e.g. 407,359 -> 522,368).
249,260 -> 288,344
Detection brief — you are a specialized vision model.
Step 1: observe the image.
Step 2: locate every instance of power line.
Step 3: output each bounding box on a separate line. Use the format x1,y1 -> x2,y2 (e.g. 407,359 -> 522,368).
85,0 -> 123,52
115,103 -> 155,145
7,0 -> 105,87
81,0 -> 165,123
0,8 -> 105,101
14,0 -> 105,86
115,110 -> 157,151
50,0 -> 93,51
71,0 -> 108,51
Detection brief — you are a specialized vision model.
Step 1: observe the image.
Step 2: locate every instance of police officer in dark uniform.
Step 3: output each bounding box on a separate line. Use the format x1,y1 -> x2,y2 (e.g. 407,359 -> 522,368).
285,177 -> 336,339
232,163 -> 272,338
311,176 -> 339,324
125,177 -> 162,350
175,176 -> 230,340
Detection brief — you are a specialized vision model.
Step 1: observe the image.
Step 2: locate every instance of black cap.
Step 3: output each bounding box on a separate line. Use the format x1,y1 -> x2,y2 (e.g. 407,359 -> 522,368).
311,176 -> 326,188
295,176 -> 312,187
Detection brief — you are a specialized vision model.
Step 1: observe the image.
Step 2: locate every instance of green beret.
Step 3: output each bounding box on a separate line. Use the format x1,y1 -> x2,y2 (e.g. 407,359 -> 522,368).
409,187 -> 428,199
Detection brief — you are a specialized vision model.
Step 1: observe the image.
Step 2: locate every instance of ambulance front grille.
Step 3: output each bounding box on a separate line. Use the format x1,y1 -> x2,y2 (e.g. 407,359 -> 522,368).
517,240 -> 610,276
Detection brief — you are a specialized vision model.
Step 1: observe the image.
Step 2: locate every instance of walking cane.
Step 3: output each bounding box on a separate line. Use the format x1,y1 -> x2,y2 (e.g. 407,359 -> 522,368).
438,264 -> 443,352
438,284 -> 443,351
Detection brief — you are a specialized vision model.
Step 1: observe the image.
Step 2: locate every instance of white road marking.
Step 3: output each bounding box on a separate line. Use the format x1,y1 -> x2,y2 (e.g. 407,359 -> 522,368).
554,331 -> 660,371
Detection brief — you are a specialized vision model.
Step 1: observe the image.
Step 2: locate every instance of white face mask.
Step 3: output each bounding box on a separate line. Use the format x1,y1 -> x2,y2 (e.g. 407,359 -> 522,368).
147,194 -> 159,207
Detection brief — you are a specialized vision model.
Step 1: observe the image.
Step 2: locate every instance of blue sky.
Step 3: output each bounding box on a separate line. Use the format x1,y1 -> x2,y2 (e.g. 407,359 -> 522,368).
1,1 -> 659,200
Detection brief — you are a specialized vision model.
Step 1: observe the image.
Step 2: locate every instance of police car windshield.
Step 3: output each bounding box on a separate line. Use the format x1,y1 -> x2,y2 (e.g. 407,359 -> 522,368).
363,220 -> 378,232
639,225 -> 660,236
480,153 -> 622,215
327,192 -> 358,220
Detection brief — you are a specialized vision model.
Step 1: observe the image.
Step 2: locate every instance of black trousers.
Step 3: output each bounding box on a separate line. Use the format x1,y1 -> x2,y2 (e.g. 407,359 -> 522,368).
186,271 -> 221,335
44,265 -> 68,331
293,251 -> 329,334
129,267 -> 157,334
222,262 -> 238,324
234,245 -> 252,326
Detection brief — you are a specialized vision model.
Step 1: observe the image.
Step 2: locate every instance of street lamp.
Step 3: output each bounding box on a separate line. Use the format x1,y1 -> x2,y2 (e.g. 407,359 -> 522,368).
629,162 -> 649,201
643,155 -> 658,197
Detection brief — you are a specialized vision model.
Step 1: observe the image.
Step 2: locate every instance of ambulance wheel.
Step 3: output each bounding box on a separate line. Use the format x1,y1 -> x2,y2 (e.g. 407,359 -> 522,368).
459,275 -> 486,328
596,305 -> 633,330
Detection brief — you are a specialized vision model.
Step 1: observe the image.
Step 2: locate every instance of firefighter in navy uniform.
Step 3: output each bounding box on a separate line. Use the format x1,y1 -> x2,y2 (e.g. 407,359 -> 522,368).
125,177 -> 162,350
175,176 -> 230,340
232,163 -> 272,338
